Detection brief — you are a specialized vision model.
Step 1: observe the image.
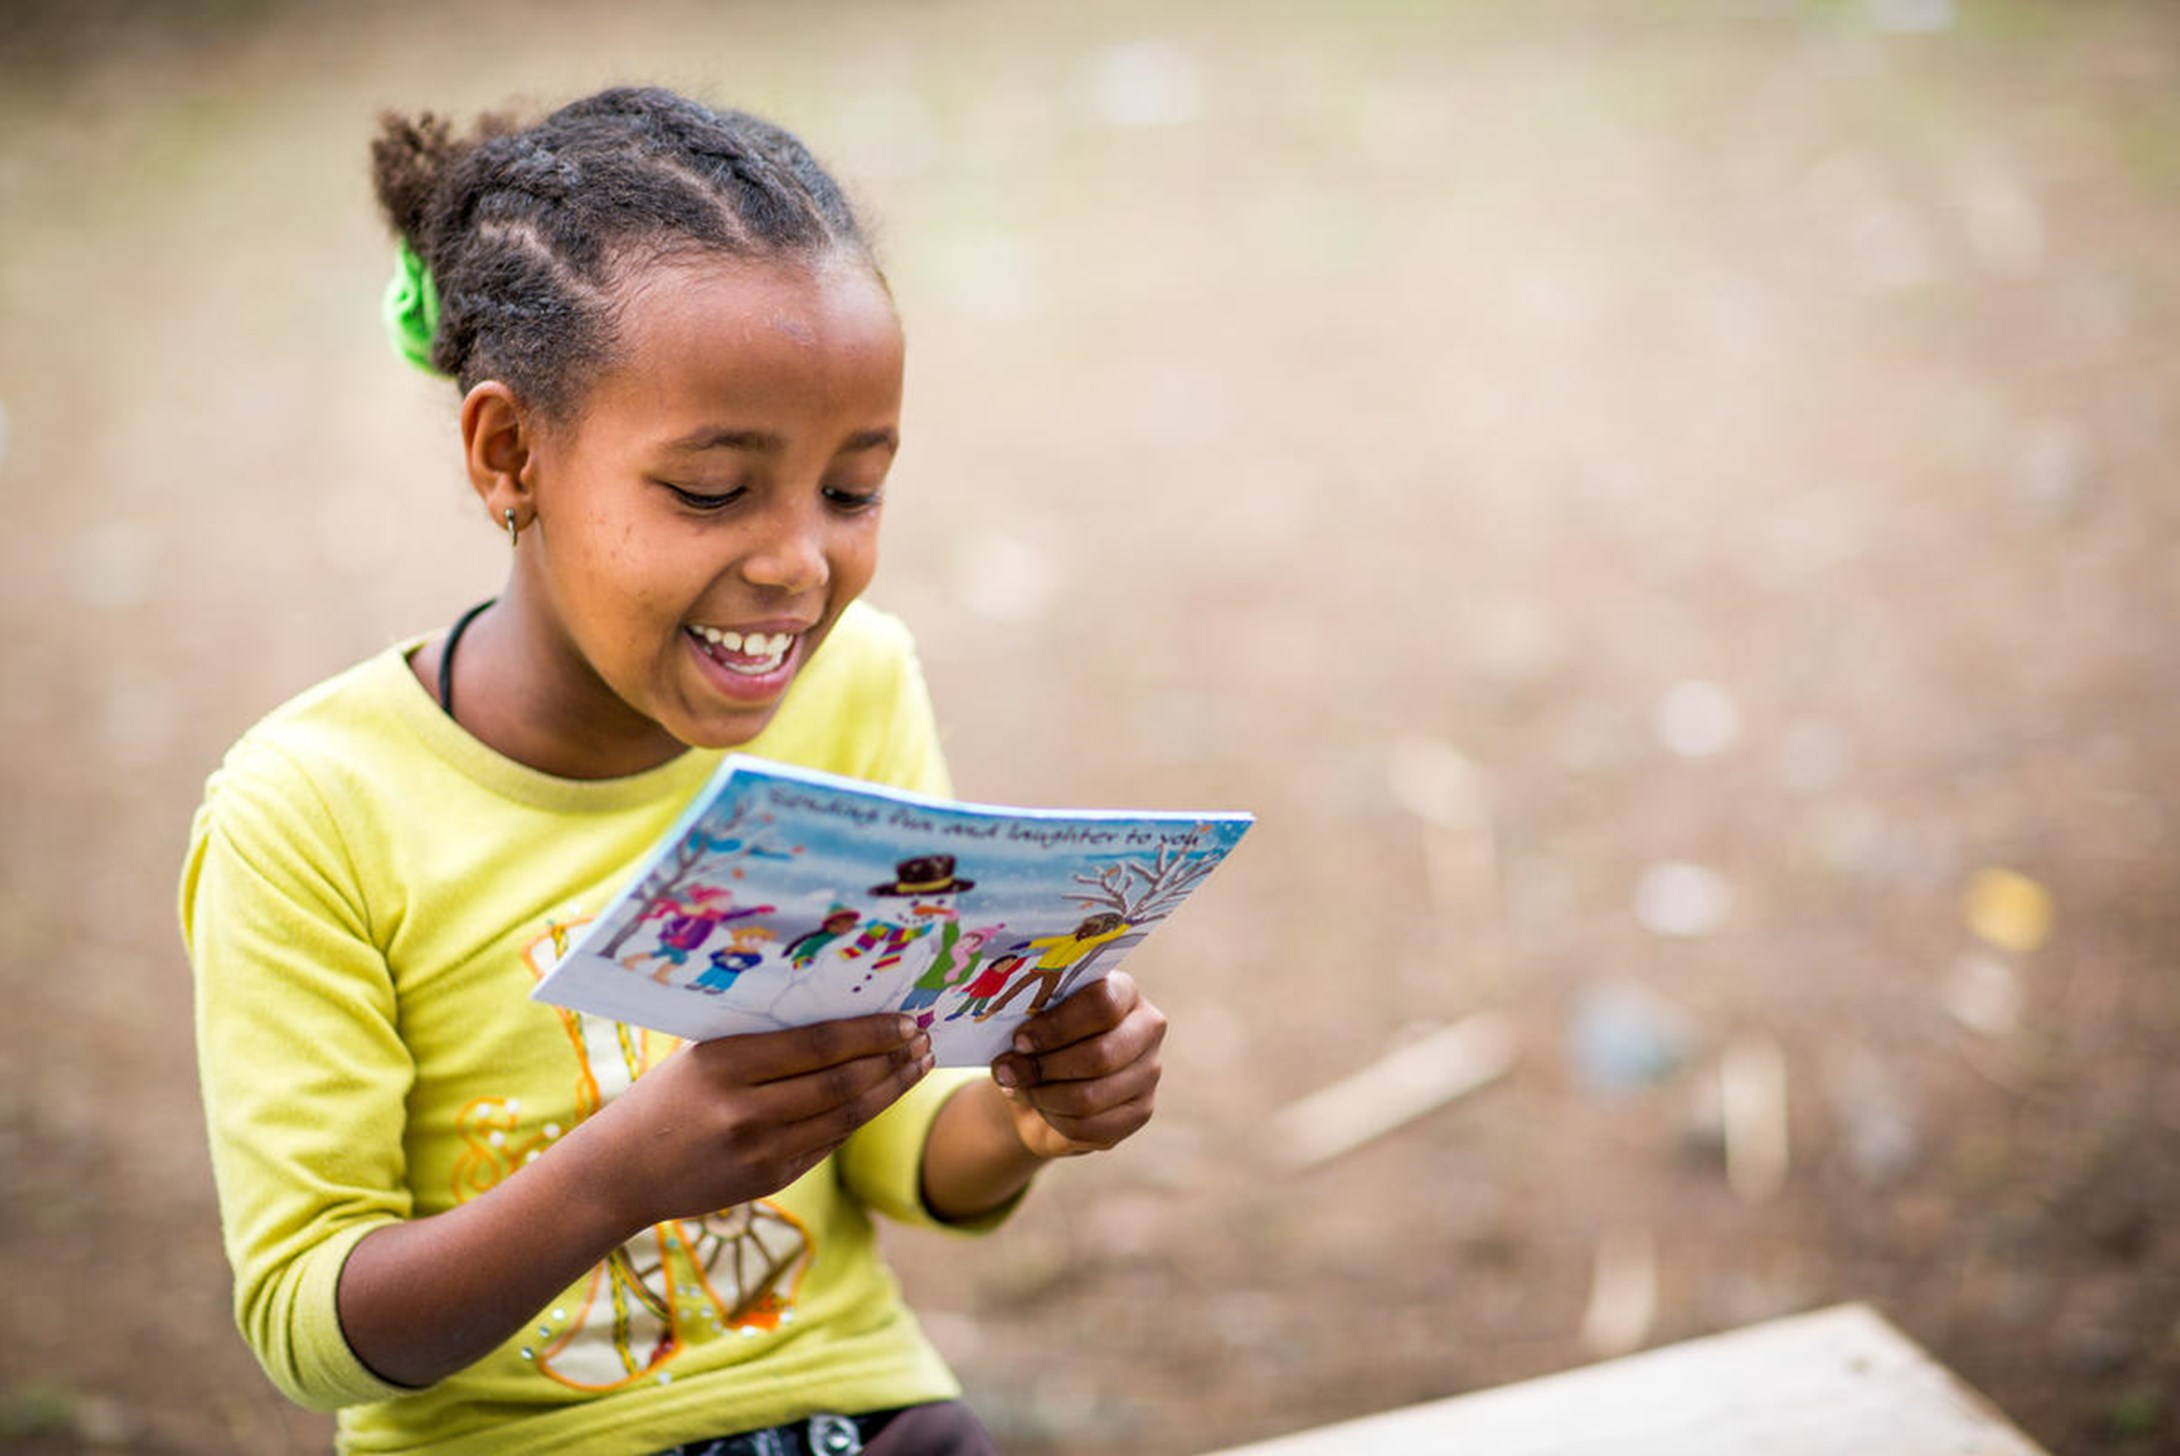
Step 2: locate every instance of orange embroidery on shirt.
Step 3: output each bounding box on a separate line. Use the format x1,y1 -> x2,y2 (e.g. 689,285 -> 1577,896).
451,1097 -> 553,1202
482,917 -> 815,1390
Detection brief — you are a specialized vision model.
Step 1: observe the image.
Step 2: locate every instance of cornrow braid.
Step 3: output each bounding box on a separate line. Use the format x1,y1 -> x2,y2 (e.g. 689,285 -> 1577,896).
369,87 -> 878,418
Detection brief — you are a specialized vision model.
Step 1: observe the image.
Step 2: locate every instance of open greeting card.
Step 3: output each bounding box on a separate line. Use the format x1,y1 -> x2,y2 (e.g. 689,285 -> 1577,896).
532,757 -> 1253,1065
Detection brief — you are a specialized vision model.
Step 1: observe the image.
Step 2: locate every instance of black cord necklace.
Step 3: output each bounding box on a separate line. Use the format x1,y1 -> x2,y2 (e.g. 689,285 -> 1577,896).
437,599 -> 495,721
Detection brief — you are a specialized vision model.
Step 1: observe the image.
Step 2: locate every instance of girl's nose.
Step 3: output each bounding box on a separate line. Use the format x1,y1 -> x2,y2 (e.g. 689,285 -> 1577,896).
739,501 -> 829,594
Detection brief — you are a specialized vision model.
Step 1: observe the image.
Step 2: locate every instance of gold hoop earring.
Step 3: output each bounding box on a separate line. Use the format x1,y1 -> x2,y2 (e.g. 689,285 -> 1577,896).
505,507 -> 520,548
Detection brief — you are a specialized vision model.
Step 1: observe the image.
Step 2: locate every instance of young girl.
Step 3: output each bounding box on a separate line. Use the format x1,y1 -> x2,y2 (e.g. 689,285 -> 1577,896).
181,87 -> 1168,1456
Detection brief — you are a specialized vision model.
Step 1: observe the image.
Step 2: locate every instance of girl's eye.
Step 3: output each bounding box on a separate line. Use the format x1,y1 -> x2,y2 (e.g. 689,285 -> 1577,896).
665,483 -> 746,512
825,486 -> 884,513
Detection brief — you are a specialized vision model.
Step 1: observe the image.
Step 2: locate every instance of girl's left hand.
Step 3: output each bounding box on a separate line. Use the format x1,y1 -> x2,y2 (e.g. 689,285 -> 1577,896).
989,971 -> 1167,1159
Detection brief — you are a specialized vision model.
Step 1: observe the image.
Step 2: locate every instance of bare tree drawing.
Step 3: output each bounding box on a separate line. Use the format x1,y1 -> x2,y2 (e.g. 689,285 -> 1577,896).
1048,831 -> 1223,998
1067,827 -> 1223,926
596,802 -> 791,959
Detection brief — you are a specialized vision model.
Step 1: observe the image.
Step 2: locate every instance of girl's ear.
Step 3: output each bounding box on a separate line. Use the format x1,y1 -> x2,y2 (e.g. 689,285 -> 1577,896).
460,381 -> 537,533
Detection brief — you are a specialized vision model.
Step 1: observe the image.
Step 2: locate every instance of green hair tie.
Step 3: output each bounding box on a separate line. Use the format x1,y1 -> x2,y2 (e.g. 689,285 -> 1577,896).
383,238 -> 447,376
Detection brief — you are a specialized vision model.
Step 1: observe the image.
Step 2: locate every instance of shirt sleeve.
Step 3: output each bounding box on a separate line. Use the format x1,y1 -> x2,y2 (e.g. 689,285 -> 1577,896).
863,615 -> 954,799
835,1070 -> 1020,1234
180,740 -> 418,1411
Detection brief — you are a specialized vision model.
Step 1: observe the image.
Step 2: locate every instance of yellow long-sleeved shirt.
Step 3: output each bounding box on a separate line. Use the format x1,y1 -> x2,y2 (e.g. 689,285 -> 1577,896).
182,603 -> 996,1456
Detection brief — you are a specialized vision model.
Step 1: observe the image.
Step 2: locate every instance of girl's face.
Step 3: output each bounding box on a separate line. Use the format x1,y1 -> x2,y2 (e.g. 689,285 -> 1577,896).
500,255 -> 904,774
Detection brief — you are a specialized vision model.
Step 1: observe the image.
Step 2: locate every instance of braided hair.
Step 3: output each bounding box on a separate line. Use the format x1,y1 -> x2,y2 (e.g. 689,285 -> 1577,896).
370,87 -> 878,419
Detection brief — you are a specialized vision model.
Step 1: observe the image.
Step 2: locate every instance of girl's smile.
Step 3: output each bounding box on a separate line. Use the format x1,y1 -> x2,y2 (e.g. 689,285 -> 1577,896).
449,253 -> 905,779
684,617 -> 814,695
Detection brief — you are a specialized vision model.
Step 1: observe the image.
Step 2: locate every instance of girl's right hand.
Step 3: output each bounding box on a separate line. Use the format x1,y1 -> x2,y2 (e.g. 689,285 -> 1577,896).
579,1013 -> 933,1229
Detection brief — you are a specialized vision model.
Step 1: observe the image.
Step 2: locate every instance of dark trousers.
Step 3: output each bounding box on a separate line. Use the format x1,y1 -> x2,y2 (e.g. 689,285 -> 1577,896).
651,1400 -> 999,1456
865,1402 -> 1000,1455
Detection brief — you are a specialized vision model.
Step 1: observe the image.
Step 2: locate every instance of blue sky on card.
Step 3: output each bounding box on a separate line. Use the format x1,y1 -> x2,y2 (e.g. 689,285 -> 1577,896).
677,770 -> 1252,933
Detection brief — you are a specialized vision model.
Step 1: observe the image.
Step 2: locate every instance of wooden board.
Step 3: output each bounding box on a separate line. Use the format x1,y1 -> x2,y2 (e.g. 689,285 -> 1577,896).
1202,1303 -> 2051,1456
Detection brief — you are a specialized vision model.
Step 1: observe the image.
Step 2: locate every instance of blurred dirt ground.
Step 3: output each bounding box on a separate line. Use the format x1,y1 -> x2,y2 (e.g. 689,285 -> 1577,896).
2,1 -> 2177,1452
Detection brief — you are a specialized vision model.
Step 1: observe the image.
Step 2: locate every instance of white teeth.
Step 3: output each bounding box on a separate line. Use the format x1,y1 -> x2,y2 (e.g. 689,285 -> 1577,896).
691,625 -> 794,669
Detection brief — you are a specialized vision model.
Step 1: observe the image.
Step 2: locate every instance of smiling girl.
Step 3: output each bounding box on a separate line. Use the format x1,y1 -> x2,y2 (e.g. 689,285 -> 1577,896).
180,88 -> 1167,1456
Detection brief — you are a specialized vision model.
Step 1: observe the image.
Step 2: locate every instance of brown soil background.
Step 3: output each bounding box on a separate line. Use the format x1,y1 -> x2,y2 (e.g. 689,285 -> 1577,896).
2,2 -> 2176,1452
